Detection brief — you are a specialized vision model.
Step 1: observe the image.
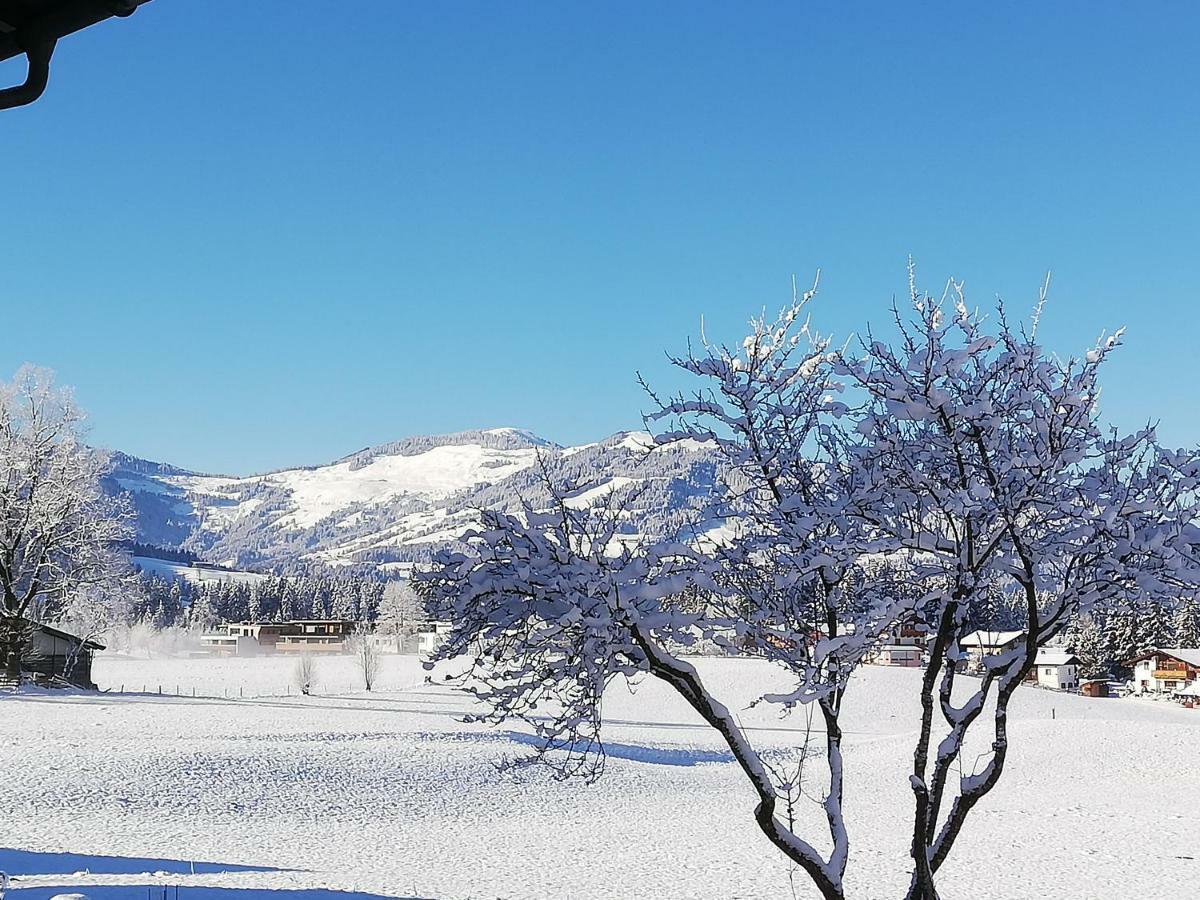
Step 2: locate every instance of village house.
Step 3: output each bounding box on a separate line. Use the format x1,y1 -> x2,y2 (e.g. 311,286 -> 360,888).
959,630 -> 1025,673
866,618 -> 928,667
1128,648 -> 1200,696
1028,648 -> 1080,691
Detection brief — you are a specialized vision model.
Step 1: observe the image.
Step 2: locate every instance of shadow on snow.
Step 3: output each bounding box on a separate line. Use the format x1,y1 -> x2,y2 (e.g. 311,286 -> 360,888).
502,730 -> 734,766
0,849 -> 284,877
5,887 -> 420,900
0,851 -> 426,899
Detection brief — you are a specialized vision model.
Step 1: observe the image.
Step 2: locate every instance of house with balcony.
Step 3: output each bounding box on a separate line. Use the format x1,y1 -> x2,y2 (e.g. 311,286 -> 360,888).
1128,648 -> 1200,696
866,616 -> 928,667
200,620 -> 358,656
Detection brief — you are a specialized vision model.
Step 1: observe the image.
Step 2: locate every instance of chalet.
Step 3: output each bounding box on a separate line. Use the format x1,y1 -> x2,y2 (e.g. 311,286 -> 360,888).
1028,648 -> 1080,691
867,617 -> 928,667
8,620 -> 104,689
872,644 -> 923,667
959,630 -> 1025,673
1128,648 -> 1200,696
200,620 -> 357,657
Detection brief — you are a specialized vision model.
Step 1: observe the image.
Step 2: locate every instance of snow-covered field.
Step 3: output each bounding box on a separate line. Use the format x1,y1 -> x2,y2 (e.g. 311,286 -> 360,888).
3,657 -> 1198,899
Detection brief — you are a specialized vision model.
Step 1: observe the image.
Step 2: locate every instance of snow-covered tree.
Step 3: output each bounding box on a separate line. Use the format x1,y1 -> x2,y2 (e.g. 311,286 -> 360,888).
0,366 -> 132,681
1135,601 -> 1169,655
418,269 -> 1200,899
836,271 -> 1200,898
1172,595 -> 1200,648
1101,602 -> 1140,674
348,627 -> 380,691
423,283 -> 900,900
376,579 -> 423,651
1065,614 -> 1108,678
294,652 -> 317,695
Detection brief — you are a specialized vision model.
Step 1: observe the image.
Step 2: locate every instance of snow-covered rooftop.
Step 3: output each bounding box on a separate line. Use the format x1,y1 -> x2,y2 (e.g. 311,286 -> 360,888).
1146,648 -> 1200,668
1035,648 -> 1079,667
960,630 -> 1024,649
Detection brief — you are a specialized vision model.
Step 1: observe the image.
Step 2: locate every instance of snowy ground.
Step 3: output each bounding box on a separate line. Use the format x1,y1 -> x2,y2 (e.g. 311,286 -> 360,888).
3,655 -> 1198,899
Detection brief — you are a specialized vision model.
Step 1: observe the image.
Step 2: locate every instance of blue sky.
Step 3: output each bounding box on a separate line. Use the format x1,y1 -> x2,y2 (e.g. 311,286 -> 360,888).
2,2 -> 1197,474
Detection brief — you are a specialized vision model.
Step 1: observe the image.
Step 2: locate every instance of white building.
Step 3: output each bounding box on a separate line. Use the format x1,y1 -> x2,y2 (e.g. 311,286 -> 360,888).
959,630 -> 1024,672
865,616 -> 928,667
872,644 -> 923,667
1030,648 -> 1080,691
417,621 -> 453,656
1128,648 -> 1200,696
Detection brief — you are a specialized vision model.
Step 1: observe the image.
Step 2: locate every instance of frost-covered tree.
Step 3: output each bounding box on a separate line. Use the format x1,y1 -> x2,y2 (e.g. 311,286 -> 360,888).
349,627 -> 380,691
376,579 -> 423,651
418,270 -> 1200,899
294,652 -> 317,695
1101,602 -> 1140,675
0,366 -> 132,681
836,272 -> 1200,899
1134,600 -> 1170,654
423,283 -> 901,900
1065,614 -> 1108,678
1172,595 -> 1200,648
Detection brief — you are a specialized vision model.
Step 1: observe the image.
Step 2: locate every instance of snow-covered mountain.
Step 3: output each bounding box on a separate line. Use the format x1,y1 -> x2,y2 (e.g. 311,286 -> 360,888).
104,428 -> 721,573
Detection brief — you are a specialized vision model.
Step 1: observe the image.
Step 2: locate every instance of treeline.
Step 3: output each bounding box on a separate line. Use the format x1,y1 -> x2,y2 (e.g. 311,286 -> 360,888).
121,541 -> 201,564
131,571 -> 385,630
1068,596 -> 1200,678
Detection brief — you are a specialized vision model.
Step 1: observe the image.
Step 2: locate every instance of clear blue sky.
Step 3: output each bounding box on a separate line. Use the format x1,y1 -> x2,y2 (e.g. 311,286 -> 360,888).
2,2 -> 1197,474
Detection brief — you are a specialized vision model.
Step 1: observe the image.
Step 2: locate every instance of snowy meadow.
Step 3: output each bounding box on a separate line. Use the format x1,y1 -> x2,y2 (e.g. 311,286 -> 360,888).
3,656 -> 1197,900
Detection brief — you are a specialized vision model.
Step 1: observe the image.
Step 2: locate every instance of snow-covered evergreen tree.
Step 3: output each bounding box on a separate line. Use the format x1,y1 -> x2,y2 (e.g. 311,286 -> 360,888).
1066,614 -> 1108,678
1172,596 -> 1200,648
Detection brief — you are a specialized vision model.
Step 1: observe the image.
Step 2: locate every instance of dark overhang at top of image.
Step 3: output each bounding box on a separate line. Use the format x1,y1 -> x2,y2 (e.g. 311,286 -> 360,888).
0,0 -> 153,110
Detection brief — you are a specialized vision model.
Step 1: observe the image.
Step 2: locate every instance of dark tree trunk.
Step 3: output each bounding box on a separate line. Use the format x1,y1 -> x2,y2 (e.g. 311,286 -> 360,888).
2,616 -> 25,682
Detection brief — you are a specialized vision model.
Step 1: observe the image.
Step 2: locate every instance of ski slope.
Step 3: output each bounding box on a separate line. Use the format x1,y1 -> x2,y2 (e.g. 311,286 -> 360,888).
3,660 -> 1196,899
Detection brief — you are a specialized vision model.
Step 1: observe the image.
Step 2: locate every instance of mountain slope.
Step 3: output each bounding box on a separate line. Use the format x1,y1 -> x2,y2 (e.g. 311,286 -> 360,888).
107,428 -> 720,572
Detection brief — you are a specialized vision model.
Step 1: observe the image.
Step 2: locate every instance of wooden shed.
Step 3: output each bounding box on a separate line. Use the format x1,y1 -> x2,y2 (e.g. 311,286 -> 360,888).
19,621 -> 105,689
1079,679 -> 1109,698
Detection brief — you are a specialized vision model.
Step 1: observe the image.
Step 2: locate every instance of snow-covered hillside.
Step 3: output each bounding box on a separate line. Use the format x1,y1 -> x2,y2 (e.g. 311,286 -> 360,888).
106,428 -> 720,571
131,556 -> 269,586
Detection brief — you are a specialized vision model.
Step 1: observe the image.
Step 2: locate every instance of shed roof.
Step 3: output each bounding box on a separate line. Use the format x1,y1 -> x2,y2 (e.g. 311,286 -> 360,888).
30,620 -> 105,651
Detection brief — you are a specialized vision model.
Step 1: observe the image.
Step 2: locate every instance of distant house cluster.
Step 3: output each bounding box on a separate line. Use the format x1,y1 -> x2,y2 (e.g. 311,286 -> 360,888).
859,621 -> 1200,703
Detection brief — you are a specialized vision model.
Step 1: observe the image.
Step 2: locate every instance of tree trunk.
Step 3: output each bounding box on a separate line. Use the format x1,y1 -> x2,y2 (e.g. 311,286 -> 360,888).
2,616 -> 24,682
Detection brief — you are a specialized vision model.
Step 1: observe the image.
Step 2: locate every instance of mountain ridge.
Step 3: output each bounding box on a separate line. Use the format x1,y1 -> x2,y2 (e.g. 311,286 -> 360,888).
103,427 -> 720,575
